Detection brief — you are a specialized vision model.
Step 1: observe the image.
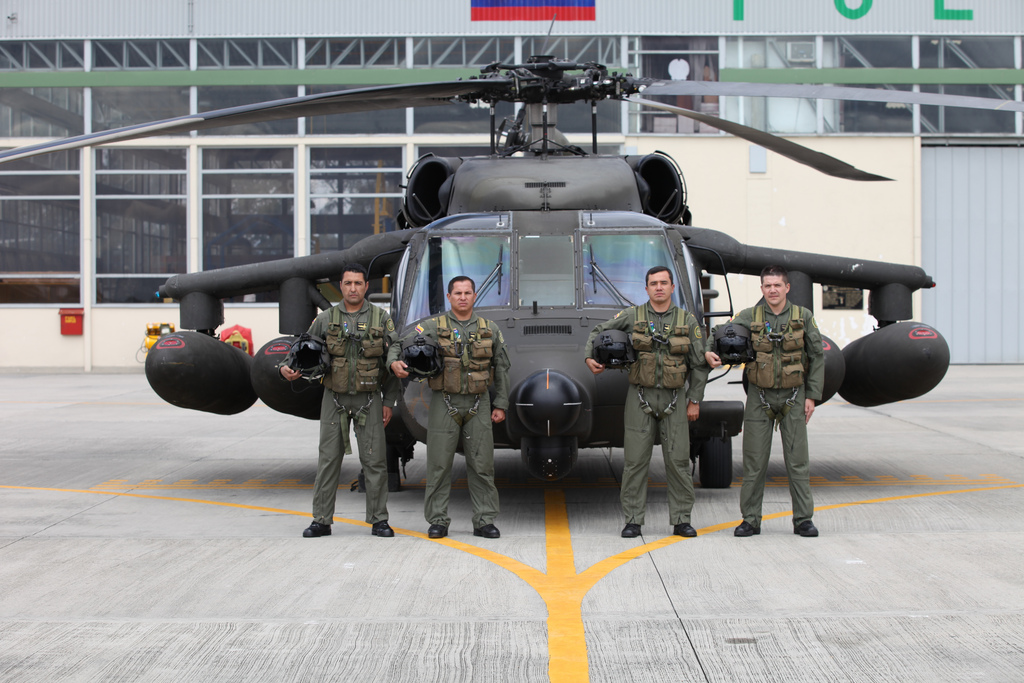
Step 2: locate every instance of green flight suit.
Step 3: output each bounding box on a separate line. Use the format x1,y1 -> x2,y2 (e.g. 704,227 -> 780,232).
388,311 -> 511,529
731,301 -> 824,528
585,304 -> 709,526
307,300 -> 400,526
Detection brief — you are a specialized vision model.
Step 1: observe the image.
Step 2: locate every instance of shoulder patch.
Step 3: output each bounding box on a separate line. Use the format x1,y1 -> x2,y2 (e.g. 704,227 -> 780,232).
386,318 -> 395,332
694,327 -> 702,339
497,330 -> 504,344
811,317 -> 818,328
614,310 -> 624,319
415,324 -> 424,334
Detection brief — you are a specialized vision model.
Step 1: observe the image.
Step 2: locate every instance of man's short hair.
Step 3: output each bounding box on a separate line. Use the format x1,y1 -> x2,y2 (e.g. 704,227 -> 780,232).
760,265 -> 789,284
448,275 -> 476,294
341,263 -> 368,283
645,266 -> 673,287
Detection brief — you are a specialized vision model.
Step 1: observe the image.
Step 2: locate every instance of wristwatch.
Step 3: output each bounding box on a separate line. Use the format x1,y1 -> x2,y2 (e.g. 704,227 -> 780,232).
688,399 -> 699,405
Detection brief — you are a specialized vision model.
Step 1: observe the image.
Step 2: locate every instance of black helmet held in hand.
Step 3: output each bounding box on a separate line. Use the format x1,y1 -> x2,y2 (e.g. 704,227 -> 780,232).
401,335 -> 442,378
285,333 -> 330,381
592,329 -> 636,367
713,322 -> 755,365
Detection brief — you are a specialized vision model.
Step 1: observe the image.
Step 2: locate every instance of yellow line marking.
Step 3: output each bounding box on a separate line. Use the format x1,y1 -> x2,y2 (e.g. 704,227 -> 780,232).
2,481 -> 1022,683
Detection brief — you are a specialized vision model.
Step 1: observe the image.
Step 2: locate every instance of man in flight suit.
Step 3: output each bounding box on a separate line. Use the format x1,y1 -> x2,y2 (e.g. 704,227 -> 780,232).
706,265 -> 824,537
281,263 -> 400,538
584,266 -> 710,539
388,275 -> 511,539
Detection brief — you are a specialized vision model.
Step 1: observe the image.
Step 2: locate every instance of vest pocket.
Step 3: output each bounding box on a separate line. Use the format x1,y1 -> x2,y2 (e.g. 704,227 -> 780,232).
780,361 -> 804,389
329,356 -> 349,393
355,358 -> 379,392
628,352 -> 656,387
745,351 -> 774,388
361,329 -> 384,358
661,355 -> 688,389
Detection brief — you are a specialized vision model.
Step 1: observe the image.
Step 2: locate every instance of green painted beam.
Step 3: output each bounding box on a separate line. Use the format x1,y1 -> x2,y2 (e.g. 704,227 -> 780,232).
721,68 -> 1024,85
0,67 -> 481,88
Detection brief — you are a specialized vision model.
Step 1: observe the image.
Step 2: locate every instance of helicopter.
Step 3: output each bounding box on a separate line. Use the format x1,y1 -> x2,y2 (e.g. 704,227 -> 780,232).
1,56 -> 985,488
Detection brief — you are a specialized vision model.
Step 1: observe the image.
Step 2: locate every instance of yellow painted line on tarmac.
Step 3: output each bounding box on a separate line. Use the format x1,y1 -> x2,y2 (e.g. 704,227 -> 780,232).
3,481 -> 1023,682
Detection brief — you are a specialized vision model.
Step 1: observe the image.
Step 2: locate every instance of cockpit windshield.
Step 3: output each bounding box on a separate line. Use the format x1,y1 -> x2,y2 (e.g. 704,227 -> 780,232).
404,231 -> 511,324
581,232 -> 682,308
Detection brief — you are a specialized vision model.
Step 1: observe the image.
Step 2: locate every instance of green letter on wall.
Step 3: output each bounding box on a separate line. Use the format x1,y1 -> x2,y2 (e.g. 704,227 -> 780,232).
834,0 -> 873,20
935,0 -> 973,20
734,0 -> 743,20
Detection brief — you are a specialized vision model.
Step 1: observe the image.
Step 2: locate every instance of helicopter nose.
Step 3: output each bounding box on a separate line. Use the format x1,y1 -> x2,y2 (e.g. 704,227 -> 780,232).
513,369 -> 583,437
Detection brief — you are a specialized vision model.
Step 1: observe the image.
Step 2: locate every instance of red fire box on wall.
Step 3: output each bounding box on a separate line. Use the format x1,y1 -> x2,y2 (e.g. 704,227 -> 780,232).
59,308 -> 84,335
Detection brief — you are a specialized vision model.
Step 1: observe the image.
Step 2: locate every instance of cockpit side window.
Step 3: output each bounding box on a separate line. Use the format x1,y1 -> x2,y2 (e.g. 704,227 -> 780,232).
404,233 -> 511,324
581,233 -> 683,309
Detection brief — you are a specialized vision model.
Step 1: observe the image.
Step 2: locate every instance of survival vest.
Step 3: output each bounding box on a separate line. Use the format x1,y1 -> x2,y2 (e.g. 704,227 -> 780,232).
323,303 -> 387,394
428,314 -> 495,395
628,303 -> 692,389
745,304 -> 807,390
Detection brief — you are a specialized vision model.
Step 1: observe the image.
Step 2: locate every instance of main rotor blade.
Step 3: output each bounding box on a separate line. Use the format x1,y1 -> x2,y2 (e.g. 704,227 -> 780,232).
641,80 -> 1024,113
633,97 -> 892,182
0,80 -> 511,164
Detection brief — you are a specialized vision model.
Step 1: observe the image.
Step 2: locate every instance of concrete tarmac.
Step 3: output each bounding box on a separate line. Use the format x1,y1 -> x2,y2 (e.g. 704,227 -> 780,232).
1,366 -> 1022,682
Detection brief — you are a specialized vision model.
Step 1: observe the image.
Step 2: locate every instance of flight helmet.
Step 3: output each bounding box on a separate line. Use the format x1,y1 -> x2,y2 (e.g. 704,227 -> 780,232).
284,333 -> 330,381
713,322 -> 755,365
401,335 -> 443,378
592,329 -> 636,367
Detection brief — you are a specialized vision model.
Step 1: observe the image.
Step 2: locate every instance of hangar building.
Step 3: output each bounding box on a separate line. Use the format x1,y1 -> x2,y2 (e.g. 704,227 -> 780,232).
1,0 -> 1021,369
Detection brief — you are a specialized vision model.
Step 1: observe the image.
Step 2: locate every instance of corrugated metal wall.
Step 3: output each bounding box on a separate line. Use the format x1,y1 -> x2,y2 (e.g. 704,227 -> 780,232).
1,0 -> 1019,40
922,146 -> 1024,364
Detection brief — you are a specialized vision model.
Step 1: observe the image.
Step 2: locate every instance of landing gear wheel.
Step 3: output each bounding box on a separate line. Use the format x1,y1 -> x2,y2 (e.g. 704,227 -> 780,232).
699,436 -> 734,489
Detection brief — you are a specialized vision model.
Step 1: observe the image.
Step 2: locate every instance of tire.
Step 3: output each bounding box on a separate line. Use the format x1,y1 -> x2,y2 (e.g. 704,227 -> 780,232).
698,436 -> 734,489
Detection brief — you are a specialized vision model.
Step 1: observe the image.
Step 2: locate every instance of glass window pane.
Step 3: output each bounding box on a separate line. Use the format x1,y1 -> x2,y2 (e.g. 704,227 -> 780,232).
518,235 -> 575,307
92,86 -> 190,132
0,87 -> 84,137
202,197 -> 294,269
920,85 -> 1016,134
0,278 -> 80,304
838,85 -> 914,133
96,199 -> 187,274
634,37 -> 719,135
95,277 -> 173,304
0,199 -> 81,272
920,37 -> 1015,69
581,232 -> 680,308
838,36 -> 912,68
305,85 -> 406,135
310,147 -> 403,253
196,86 -> 298,135
414,100 -> 513,135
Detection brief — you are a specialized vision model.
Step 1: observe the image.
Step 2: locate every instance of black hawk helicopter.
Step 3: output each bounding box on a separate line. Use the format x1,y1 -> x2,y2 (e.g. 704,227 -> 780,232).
4,56 -> 997,488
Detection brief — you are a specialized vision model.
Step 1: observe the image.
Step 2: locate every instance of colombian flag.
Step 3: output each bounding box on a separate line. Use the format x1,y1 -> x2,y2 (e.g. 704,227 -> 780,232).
471,0 -> 596,21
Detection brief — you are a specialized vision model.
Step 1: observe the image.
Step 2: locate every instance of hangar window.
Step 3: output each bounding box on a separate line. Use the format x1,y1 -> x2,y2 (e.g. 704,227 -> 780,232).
0,87 -> 84,138
521,36 -> 620,66
201,148 -> 295,303
305,84 -> 406,135
196,85 -> 299,136
92,86 -> 190,133
630,36 -> 719,135
0,152 -> 81,304
305,38 -> 405,69
309,147 -> 403,253
197,39 -> 296,69
92,40 -> 189,70
411,37 -> 514,67
0,41 -> 84,71
94,149 -> 187,305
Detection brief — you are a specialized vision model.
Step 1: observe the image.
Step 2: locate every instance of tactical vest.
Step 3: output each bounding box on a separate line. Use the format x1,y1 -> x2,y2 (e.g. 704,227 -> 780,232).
323,303 -> 387,394
745,304 -> 806,390
428,315 -> 495,395
628,304 -> 691,389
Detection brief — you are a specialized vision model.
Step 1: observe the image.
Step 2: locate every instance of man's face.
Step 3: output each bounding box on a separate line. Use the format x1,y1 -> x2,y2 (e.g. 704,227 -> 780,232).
340,271 -> 368,307
447,280 -> 477,318
760,274 -> 790,308
645,270 -> 675,306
